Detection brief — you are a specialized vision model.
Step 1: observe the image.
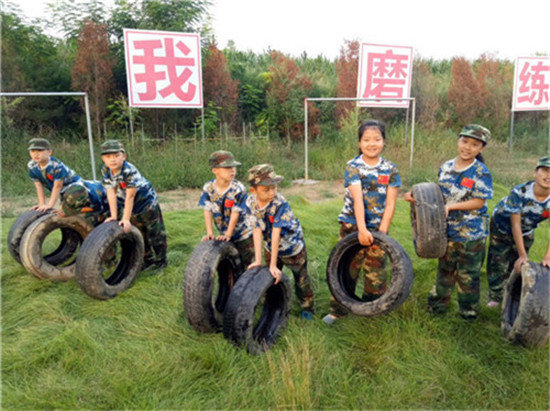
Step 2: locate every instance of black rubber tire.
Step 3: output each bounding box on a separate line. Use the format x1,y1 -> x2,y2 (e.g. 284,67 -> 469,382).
501,262 -> 549,348
326,231 -> 414,317
7,210 -> 80,266
19,214 -> 93,281
410,182 -> 447,259
223,267 -> 291,355
183,240 -> 245,333
75,222 -> 144,300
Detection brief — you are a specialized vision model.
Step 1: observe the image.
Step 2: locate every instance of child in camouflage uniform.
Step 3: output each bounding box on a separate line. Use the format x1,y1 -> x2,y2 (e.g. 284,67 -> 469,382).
198,150 -> 254,265
406,125 -> 493,320
100,140 -> 167,270
486,155 -> 550,307
58,180 -> 109,226
27,138 -> 82,212
246,164 -> 315,319
323,120 -> 401,325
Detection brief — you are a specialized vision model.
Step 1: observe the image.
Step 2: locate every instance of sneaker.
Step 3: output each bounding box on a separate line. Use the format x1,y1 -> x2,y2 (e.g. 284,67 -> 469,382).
487,300 -> 500,308
300,310 -> 314,320
322,314 -> 338,325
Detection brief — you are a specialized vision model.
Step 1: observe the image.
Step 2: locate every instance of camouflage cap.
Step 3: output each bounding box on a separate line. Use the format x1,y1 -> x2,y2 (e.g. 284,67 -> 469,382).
248,164 -> 284,186
28,138 -> 51,151
536,156 -> 550,169
101,140 -> 125,155
61,184 -> 88,216
459,124 -> 491,144
209,150 -> 241,168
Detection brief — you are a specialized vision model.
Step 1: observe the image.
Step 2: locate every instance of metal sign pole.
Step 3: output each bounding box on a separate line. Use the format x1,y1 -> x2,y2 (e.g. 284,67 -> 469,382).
304,99 -> 309,181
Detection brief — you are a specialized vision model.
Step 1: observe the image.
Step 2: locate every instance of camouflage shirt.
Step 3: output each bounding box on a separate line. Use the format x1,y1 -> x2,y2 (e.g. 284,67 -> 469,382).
101,161 -> 158,214
338,156 -> 401,229
198,179 -> 253,241
438,158 -> 493,242
492,181 -> 550,236
245,192 -> 305,257
28,156 -> 82,194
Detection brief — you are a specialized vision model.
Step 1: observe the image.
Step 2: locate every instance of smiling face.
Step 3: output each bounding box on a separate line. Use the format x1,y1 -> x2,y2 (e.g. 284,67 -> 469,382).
359,127 -> 385,163
534,166 -> 550,191
101,151 -> 126,174
457,136 -> 485,163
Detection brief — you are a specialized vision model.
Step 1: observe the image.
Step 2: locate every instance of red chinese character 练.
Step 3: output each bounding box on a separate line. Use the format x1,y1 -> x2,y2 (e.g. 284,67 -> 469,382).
517,61 -> 550,106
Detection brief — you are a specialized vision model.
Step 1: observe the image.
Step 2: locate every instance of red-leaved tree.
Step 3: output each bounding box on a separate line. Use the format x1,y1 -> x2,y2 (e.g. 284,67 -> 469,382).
335,40 -> 359,125
202,42 -> 240,129
72,19 -> 114,139
447,57 -> 481,125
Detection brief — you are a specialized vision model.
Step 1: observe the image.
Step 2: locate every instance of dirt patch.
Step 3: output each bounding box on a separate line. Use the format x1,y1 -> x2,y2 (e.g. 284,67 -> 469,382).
3,180 -> 345,216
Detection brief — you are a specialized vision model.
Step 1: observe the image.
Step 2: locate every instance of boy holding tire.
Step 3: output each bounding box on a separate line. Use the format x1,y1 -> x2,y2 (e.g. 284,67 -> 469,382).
28,138 -> 83,212
100,140 -> 167,270
486,156 -> 550,307
198,150 -> 254,265
246,164 -> 315,319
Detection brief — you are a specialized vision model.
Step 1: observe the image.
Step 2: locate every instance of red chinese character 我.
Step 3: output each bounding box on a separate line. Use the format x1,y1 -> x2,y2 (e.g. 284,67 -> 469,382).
362,49 -> 409,99
132,38 -> 197,102
124,29 -> 203,108
517,61 -> 550,106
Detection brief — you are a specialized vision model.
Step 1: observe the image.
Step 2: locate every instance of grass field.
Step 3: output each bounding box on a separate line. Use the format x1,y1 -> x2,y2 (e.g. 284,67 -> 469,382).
1,182 -> 549,409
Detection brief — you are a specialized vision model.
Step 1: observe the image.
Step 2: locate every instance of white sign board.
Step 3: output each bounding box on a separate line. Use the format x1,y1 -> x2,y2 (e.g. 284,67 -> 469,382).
512,57 -> 550,111
357,43 -> 413,108
124,29 -> 203,108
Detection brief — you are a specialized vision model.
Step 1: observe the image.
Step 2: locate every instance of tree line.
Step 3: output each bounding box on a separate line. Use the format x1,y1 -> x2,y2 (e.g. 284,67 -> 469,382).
1,0 -> 547,144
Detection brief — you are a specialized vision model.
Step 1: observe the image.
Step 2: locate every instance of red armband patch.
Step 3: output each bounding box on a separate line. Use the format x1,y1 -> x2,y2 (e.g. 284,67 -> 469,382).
461,178 -> 474,189
224,199 -> 235,208
378,175 -> 389,185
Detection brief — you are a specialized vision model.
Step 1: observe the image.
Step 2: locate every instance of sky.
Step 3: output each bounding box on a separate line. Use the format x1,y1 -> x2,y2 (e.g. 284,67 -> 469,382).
15,0 -> 550,61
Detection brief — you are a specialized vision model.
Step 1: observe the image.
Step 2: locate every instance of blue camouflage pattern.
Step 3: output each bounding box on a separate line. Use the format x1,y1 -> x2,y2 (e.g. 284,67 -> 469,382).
28,156 -> 82,194
438,158 -> 493,242
198,179 -> 253,241
101,161 -> 158,214
338,156 -> 401,229
491,181 -> 550,236
245,192 -> 304,257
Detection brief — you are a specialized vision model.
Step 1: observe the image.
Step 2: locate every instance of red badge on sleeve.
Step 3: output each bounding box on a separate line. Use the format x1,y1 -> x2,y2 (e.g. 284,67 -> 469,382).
461,178 -> 474,189
542,210 -> 550,219
47,174 -> 54,181
120,182 -> 127,189
224,199 -> 235,208
378,175 -> 389,185
268,215 -> 274,223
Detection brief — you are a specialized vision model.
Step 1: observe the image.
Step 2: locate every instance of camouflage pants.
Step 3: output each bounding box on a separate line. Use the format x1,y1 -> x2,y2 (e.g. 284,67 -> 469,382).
234,236 -> 255,268
130,204 -> 167,266
486,221 -> 534,302
427,238 -> 486,319
328,223 -> 387,317
265,246 -> 315,313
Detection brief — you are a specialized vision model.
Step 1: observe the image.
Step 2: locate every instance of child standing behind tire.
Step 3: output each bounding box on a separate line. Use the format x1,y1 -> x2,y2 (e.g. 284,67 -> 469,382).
486,156 -> 550,307
323,119 -> 401,325
100,140 -> 167,270
406,124 -> 493,320
198,150 -> 254,266
246,164 -> 315,319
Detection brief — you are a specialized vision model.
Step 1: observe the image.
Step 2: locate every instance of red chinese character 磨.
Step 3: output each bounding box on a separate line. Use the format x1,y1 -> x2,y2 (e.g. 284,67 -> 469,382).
362,50 -> 409,99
